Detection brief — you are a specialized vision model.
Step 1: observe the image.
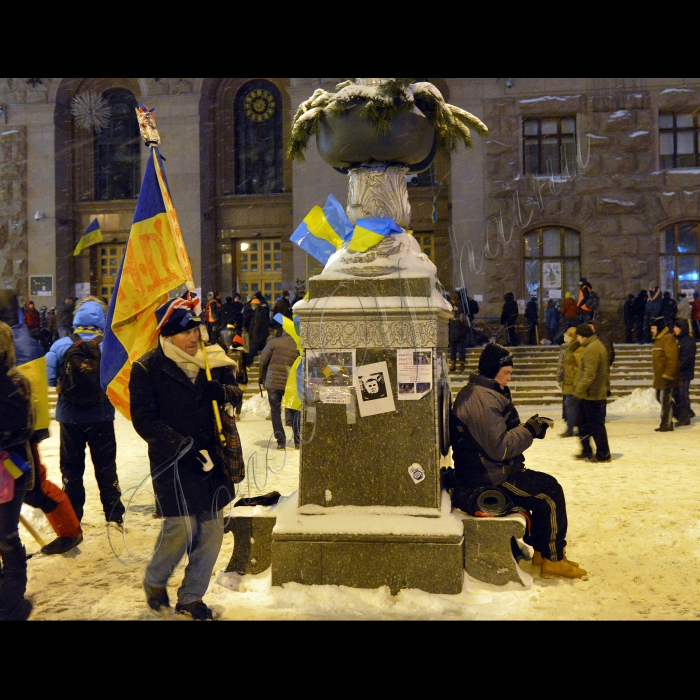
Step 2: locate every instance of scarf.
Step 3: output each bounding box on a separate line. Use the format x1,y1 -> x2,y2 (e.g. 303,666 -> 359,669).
160,336 -> 236,384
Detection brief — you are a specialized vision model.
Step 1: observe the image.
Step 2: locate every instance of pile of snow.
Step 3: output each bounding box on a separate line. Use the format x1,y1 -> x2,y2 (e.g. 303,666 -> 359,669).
608,388 -> 660,415
239,393 -> 270,421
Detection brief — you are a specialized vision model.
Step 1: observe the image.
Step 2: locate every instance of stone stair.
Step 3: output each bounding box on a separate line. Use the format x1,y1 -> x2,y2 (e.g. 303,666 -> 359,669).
445,344 -> 694,407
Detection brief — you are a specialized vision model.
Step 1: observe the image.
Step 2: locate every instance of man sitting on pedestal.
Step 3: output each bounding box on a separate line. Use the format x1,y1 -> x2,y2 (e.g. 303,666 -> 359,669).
449,342 -> 587,580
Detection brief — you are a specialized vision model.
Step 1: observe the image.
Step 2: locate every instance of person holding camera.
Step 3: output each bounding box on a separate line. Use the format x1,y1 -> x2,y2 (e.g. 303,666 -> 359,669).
449,342 -> 587,580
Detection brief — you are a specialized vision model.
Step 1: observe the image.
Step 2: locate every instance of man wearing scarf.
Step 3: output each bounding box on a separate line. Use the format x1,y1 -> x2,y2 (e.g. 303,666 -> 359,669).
130,298 -> 243,622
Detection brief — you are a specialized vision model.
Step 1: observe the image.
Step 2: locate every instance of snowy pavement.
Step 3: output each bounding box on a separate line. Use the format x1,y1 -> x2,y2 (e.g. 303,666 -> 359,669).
21,390 -> 700,621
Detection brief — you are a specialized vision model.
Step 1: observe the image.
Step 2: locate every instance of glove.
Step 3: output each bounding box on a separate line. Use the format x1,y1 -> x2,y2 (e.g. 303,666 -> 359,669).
203,380 -> 226,405
524,415 -> 552,440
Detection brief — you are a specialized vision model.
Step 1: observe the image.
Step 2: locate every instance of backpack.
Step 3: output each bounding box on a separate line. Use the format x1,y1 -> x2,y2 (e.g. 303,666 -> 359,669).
587,292 -> 600,311
58,335 -> 107,406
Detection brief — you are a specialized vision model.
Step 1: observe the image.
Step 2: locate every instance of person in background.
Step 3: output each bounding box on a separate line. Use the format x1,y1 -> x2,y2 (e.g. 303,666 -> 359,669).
230,293 -> 244,333
219,297 -> 237,331
204,292 -> 222,343
634,290 -> 649,344
577,278 -> 594,323
661,291 -> 678,330
130,298 -> 243,621
692,292 -> 700,342
525,297 -> 539,346
244,294 -> 271,368
57,298 -> 76,338
672,319 -> 696,427
0,321 -> 35,621
46,298 -> 125,527
273,291 -> 293,321
558,327 -> 583,438
449,303 -> 469,373
646,285 -> 662,341
561,292 -> 578,330
48,308 -> 58,343
501,293 -> 520,347
676,293 -> 691,323
624,294 -> 637,344
650,316 -> 680,433
573,324 -> 612,463
24,301 -> 41,341
260,323 -> 301,451
545,300 -> 561,343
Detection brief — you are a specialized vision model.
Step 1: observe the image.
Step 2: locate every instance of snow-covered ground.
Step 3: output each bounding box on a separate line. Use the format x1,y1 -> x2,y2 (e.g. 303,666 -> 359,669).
21,392 -> 700,621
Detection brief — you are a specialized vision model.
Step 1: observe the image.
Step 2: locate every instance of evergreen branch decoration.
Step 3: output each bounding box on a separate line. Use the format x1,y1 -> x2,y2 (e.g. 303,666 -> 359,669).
71,91 -> 112,134
289,78 -> 489,161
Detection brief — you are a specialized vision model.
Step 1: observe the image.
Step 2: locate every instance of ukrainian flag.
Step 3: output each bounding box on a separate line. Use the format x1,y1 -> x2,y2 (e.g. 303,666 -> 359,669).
291,194 -> 353,266
2,452 -> 32,480
101,149 -> 195,419
349,218 -> 403,254
275,313 -> 303,412
73,219 -> 103,257
432,196 -> 438,224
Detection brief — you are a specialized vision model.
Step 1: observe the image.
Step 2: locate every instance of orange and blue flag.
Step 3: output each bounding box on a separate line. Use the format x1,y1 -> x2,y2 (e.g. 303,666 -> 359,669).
101,149 -> 194,419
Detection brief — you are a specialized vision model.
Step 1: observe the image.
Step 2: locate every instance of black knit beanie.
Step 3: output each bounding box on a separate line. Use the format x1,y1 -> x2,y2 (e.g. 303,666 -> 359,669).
576,324 -> 595,339
479,342 -> 514,380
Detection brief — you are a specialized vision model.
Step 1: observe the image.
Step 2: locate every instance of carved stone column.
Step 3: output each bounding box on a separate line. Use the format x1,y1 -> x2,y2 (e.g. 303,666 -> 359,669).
346,165 -> 411,229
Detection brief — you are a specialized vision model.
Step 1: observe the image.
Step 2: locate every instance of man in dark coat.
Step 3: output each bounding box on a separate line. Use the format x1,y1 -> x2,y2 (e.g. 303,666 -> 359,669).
501,293 -> 519,347
245,296 -> 271,367
130,298 -> 243,621
449,304 -> 469,373
623,294 -> 636,344
635,290 -> 649,344
661,292 -> 678,330
672,319 -> 696,427
57,298 -> 76,337
450,342 -> 587,580
260,323 -> 301,450
273,291 -> 293,321
230,294 -> 244,332
525,297 -> 539,345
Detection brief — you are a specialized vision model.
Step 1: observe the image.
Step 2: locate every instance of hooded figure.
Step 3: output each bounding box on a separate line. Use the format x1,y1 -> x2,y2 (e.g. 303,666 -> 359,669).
673,319 -> 696,426
0,321 -> 35,622
501,293 -> 520,347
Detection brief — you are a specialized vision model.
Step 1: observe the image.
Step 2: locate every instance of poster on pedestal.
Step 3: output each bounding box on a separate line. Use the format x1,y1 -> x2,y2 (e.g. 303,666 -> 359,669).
307,349 -> 356,404
353,362 -> 396,417
397,350 -> 433,401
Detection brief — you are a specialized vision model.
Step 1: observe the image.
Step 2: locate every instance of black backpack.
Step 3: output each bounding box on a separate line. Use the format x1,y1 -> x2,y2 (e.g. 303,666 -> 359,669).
58,335 -> 107,406
587,291 -> 600,311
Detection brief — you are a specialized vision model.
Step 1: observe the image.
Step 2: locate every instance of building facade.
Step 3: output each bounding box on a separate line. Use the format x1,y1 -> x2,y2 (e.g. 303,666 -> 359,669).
1,77 -> 699,338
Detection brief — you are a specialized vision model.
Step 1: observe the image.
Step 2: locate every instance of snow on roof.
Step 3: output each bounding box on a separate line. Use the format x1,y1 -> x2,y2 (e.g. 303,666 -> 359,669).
519,95 -> 581,104
629,131 -> 650,138
661,88 -> 694,94
601,198 -> 638,207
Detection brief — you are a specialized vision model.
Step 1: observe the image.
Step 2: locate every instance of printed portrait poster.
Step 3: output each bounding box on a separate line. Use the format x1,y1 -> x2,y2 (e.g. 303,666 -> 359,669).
353,362 -> 396,418
397,350 -> 433,401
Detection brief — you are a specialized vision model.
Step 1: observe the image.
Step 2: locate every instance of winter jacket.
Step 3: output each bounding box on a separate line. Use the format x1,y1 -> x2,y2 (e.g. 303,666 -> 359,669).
260,333 -> 300,392
562,341 -> 584,396
677,298 -> 691,321
635,293 -> 649,321
525,301 -> 539,325
46,301 -> 115,424
58,303 -> 76,330
450,374 -> 534,490
652,328 -> 680,391
273,298 -> 293,321
11,324 -> 44,367
249,303 -> 271,345
24,305 -> 40,330
661,295 -> 678,323
130,345 -> 243,518
692,299 -> 700,322
219,301 -> 238,329
676,321 -> 697,382
646,288 -> 662,317
449,314 -> 469,345
578,283 -> 593,312
574,336 -> 610,402
545,305 -> 561,330
241,303 -> 255,332
624,299 -> 636,326
562,298 -> 578,320
501,294 -> 519,326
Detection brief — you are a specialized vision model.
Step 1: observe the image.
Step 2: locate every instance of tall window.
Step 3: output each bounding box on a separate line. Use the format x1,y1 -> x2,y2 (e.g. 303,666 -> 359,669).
524,227 -> 581,311
523,117 -> 577,176
237,240 -> 283,301
235,81 -> 284,195
660,113 -> 700,169
660,222 -> 700,295
94,89 -> 140,201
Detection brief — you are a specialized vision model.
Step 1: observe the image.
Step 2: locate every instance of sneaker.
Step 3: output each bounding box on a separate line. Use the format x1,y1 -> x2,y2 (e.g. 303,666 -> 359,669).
588,455 -> 612,463
176,601 -> 215,622
41,533 -> 84,556
144,582 -> 171,614
541,558 -> 587,580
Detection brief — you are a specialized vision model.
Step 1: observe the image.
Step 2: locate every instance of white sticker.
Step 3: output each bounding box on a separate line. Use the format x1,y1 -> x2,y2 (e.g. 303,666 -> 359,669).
408,464 -> 426,485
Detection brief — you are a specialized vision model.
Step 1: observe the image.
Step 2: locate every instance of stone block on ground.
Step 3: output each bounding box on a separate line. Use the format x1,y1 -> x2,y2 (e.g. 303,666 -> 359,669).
225,511 -> 277,576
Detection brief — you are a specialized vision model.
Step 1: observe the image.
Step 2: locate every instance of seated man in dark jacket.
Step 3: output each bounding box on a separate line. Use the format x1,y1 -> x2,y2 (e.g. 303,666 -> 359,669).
130,298 -> 243,621
450,342 -> 587,580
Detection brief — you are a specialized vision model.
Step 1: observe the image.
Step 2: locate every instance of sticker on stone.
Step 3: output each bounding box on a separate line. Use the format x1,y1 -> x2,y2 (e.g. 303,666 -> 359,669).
408,464 -> 426,484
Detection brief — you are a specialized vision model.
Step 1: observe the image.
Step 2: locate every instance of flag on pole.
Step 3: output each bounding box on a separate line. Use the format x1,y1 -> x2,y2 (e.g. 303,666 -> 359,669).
100,148 -> 195,419
73,219 -> 103,256
291,194 -> 353,266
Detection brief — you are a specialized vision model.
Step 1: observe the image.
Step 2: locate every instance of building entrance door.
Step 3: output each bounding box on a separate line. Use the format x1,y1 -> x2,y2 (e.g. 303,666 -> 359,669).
95,243 -> 126,302
237,239 -> 283,302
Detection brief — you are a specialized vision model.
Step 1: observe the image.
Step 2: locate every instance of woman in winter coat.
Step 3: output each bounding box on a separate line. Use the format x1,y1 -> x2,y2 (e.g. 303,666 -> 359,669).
130,299 -> 243,621
260,324 -> 301,450
672,319 -> 696,426
501,293 -> 520,347
0,321 -> 35,622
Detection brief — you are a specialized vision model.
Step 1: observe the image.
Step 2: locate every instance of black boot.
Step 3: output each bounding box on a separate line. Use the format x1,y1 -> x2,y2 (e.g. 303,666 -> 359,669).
0,546 -> 32,622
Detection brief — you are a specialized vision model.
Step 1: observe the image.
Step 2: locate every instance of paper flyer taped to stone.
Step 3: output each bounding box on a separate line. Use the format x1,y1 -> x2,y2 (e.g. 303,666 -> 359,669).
397,350 -> 433,401
306,349 -> 356,404
353,361 -> 396,418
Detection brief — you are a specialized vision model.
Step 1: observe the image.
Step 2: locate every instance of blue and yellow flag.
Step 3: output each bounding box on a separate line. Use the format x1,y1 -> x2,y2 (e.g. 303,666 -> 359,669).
73,219 -> 103,256
349,218 -> 403,254
2,452 -> 32,480
432,196 -> 438,224
274,313 -> 303,412
101,149 -> 195,419
291,194 -> 353,266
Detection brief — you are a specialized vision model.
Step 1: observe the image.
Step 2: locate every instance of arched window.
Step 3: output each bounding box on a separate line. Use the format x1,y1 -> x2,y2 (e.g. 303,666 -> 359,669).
95,89 -> 140,201
234,80 -> 284,195
524,227 -> 581,309
660,221 -> 700,295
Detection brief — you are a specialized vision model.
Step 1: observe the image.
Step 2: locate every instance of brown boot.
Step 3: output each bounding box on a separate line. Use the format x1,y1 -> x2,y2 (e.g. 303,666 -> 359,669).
533,551 -> 579,569
541,558 -> 587,580
449,361 -> 456,373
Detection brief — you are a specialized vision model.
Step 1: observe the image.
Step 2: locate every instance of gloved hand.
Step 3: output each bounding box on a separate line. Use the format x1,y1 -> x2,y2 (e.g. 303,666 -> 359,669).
524,415 -> 552,440
203,380 -> 226,405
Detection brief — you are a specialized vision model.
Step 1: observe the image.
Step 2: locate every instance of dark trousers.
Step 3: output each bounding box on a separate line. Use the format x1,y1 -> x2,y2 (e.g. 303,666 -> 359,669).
673,380 -> 692,422
563,395 -> 579,434
502,470 -> 569,563
0,473 -> 28,555
578,399 -> 611,459
694,320 -> 700,342
528,324 -> 538,345
625,323 -> 635,344
244,341 -> 267,368
450,340 -> 467,363
59,422 -> 125,523
0,473 -> 29,619
656,389 -> 674,430
505,323 -> 519,347
268,389 -> 300,447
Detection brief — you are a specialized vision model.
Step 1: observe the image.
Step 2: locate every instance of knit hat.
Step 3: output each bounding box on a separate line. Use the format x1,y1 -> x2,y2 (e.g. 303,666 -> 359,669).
155,298 -> 202,338
478,342 -> 514,380
576,324 -> 595,338
251,298 -> 261,306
